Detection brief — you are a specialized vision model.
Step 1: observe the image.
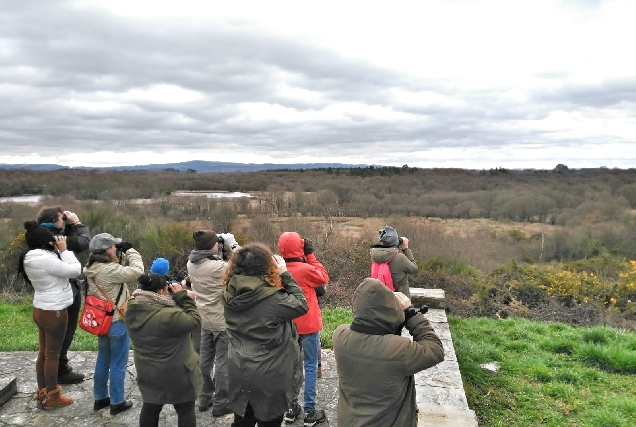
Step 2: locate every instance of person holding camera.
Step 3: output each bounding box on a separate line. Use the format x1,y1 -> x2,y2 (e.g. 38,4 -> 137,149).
125,273 -> 202,427
371,226 -> 418,298
222,243 -> 308,427
332,278 -> 445,427
18,221 -> 82,410
278,232 -> 329,426
186,230 -> 240,416
37,206 -> 91,384
83,233 -> 144,416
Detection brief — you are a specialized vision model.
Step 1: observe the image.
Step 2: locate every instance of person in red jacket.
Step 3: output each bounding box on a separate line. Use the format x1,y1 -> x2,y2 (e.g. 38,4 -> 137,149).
278,232 -> 329,427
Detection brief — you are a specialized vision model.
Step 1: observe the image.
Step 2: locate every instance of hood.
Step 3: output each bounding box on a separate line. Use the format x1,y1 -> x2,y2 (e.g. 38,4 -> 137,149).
370,246 -> 400,263
188,249 -> 220,263
124,299 -> 162,333
83,262 -> 107,280
222,275 -> 280,310
278,232 -> 304,259
351,278 -> 405,335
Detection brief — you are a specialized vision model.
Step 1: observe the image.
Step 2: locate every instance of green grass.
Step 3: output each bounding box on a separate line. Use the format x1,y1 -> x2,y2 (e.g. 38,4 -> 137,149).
0,294 -> 98,351
4,299 -> 636,426
449,316 -> 636,427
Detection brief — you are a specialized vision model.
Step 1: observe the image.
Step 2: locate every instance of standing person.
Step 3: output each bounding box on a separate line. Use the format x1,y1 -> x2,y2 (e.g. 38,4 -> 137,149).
125,273 -> 203,427
278,232 -> 329,426
222,243 -> 308,427
18,221 -> 81,409
149,257 -> 201,353
37,206 -> 91,384
186,230 -> 239,416
371,226 -> 418,298
83,233 -> 144,416
332,278 -> 445,427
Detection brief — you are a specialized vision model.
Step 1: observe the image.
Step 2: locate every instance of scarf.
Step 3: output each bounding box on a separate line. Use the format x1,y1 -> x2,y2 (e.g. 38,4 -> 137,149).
188,249 -> 220,263
131,289 -> 177,307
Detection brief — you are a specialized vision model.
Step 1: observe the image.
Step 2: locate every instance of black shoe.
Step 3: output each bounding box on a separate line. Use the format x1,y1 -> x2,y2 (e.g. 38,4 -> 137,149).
284,403 -> 302,423
198,396 -> 212,412
212,406 -> 233,417
304,409 -> 326,427
57,368 -> 85,384
110,399 -> 133,416
93,397 -> 110,411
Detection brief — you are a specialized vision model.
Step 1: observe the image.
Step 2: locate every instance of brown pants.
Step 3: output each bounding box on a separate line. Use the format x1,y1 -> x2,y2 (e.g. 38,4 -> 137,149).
33,308 -> 68,391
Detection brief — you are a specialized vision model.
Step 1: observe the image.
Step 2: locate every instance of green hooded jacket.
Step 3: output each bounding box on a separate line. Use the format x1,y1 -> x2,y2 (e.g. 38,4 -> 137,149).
333,278 -> 445,427
222,271 -> 308,420
124,290 -> 203,404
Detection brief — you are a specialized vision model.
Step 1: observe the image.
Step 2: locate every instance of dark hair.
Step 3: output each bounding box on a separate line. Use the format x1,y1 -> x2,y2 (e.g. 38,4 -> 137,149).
37,207 -> 63,224
222,242 -> 281,288
138,273 -> 167,293
18,221 -> 58,286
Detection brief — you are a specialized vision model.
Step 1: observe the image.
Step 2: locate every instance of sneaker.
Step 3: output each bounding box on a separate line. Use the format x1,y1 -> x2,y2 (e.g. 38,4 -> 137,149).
304,409 -> 326,427
198,396 -> 212,412
212,406 -> 233,417
93,397 -> 110,411
283,403 -> 302,423
57,368 -> 85,384
110,399 -> 133,416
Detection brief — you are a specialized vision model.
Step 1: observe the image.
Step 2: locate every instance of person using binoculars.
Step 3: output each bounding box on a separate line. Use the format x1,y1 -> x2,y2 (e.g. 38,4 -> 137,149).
370,226 -> 418,298
37,206 -> 91,384
187,230 -> 240,416
83,233 -> 144,416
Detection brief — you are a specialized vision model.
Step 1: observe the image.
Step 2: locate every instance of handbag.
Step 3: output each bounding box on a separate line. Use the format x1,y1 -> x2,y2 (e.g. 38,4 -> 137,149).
79,282 -> 125,336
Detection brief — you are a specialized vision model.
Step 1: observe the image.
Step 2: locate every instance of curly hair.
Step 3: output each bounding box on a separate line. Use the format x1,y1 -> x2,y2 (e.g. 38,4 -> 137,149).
222,242 -> 282,289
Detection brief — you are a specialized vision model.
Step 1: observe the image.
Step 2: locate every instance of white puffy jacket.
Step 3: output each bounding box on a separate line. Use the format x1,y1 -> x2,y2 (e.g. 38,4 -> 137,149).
24,249 -> 82,311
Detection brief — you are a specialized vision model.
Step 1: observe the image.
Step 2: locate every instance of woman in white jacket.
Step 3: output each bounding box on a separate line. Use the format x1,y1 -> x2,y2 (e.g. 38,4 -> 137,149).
18,221 -> 81,410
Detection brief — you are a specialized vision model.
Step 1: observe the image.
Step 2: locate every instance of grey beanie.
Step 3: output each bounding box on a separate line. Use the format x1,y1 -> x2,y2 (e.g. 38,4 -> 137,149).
379,226 -> 399,247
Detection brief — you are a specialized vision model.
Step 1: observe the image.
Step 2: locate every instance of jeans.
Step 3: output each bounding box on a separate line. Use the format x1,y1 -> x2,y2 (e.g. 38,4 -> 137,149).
140,400 -> 196,427
199,328 -> 229,409
231,403 -> 283,427
94,320 -> 130,405
33,308 -> 68,391
291,332 -> 319,412
58,281 -> 80,374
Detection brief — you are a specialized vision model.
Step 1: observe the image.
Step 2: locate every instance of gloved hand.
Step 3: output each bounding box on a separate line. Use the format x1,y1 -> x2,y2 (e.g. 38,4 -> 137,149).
219,233 -> 238,249
117,241 -> 134,253
303,238 -> 314,256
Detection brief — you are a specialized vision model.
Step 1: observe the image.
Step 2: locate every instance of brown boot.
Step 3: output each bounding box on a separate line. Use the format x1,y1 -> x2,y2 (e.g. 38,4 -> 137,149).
317,363 -> 322,378
35,387 -> 46,408
43,386 -> 73,410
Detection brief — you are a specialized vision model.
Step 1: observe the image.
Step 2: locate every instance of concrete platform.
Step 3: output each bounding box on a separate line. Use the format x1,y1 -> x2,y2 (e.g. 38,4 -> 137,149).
0,297 -> 476,426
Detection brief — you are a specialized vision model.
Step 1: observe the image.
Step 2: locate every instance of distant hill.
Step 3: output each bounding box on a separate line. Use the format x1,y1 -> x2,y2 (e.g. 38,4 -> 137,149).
0,161 -> 372,172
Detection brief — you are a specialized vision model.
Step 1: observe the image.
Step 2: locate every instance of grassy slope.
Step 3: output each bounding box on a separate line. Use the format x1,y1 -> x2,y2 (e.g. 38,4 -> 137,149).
3,300 -> 635,426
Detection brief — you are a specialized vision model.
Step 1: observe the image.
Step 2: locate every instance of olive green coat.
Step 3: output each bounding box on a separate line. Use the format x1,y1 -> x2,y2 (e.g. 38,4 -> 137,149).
222,271 -> 308,421
333,278 -> 445,427
370,245 -> 418,297
124,290 -> 203,404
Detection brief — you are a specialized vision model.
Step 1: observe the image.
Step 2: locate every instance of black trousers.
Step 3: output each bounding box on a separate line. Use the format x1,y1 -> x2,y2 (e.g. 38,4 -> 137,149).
58,281 -> 80,373
232,404 -> 283,427
140,400 -> 196,427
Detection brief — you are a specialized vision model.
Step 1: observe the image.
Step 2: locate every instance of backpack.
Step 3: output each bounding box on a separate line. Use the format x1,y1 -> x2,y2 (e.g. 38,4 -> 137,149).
370,253 -> 399,291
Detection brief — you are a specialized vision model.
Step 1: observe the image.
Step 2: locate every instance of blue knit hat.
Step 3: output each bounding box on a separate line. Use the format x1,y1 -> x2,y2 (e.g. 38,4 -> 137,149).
150,258 -> 170,276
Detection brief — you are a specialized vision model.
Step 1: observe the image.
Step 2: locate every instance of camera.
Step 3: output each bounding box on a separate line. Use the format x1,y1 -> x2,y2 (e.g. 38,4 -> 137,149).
62,214 -> 67,221
217,236 -> 225,244
398,237 -> 404,246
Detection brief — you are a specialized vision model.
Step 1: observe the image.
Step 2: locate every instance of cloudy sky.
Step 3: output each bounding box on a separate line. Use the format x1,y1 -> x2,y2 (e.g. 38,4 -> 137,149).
1,0 -> 635,169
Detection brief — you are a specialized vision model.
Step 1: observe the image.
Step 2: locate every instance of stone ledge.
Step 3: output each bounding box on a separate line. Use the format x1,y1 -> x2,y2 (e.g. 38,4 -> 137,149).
0,376 -> 17,407
411,288 -> 446,309
417,404 -> 479,427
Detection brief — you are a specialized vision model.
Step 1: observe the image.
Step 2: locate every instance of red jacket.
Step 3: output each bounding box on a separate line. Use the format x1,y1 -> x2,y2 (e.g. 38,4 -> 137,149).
278,232 -> 329,335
